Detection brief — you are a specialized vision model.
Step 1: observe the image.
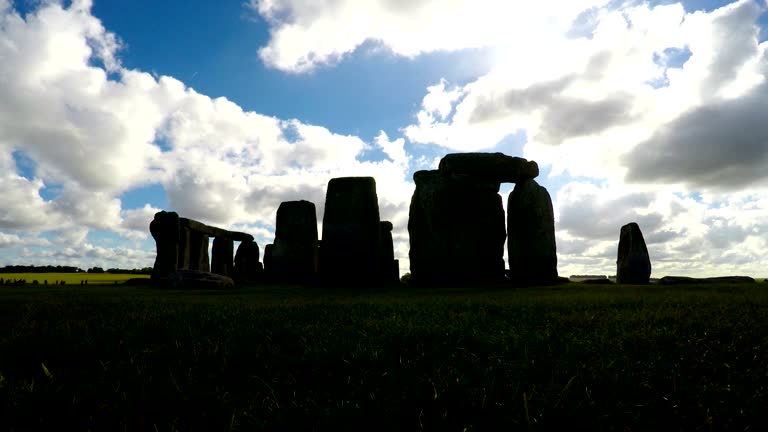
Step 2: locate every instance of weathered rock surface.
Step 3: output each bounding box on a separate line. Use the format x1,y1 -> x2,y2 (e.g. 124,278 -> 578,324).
408,170 -> 506,285
150,211 -> 181,279
658,276 -> 755,285
320,177 -> 381,283
211,237 -> 234,277
269,200 -> 319,280
167,270 -> 235,290
233,240 -> 262,280
616,222 -> 651,284
438,152 -> 539,184
507,179 -> 558,284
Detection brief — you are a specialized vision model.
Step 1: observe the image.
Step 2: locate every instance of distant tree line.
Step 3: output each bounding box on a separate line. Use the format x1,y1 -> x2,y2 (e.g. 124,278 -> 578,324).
0,265 -> 152,275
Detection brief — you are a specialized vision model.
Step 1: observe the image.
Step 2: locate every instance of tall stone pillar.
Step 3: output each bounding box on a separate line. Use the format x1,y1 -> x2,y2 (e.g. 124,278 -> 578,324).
177,227 -> 191,270
320,177 -> 381,284
211,237 -> 234,277
149,211 -> 180,279
616,222 -> 651,284
507,179 -> 558,284
188,230 -> 210,272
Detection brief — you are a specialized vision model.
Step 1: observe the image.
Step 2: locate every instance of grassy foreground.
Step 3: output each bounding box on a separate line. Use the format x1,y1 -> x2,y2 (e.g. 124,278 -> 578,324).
0,283 -> 766,431
0,273 -> 149,285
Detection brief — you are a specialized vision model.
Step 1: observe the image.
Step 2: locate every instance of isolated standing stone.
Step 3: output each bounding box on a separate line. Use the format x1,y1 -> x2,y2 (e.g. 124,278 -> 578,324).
616,222 -> 651,284
269,200 -> 319,279
507,179 -> 558,284
211,237 -> 234,277
320,177 -> 381,283
233,240 -> 262,280
150,211 -> 180,279
408,170 -> 506,284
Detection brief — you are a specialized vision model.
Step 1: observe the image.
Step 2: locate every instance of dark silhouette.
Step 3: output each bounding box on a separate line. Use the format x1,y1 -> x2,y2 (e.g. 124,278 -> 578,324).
616,222 -> 651,284
408,152 -> 555,286
319,177 -> 383,285
264,200 -> 319,282
507,178 -> 558,285
149,211 -> 256,288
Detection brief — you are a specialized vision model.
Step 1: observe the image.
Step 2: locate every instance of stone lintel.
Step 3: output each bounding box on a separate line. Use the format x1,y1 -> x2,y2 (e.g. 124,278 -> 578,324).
180,218 -> 254,242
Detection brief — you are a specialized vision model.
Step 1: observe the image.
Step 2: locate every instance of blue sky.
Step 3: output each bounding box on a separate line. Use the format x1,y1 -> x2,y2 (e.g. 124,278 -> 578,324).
1,0 -> 768,277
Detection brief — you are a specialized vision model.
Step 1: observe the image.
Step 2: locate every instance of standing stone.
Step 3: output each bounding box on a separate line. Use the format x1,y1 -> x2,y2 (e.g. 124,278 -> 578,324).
211,237 -> 234,277
177,227 -> 192,269
408,170 -> 506,285
149,211 -> 180,279
269,200 -> 319,280
320,177 -> 381,283
264,244 -> 274,273
379,221 -> 399,283
233,240 -> 262,281
616,222 -> 651,284
188,231 -> 210,272
507,179 -> 558,284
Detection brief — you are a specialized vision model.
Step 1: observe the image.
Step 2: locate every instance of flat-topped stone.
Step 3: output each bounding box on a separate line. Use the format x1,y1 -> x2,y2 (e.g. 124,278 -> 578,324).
438,152 -> 539,184
179,218 -> 253,242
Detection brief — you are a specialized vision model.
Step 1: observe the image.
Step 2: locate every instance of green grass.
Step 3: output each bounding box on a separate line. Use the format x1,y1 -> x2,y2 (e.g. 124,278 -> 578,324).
0,282 -> 766,431
0,272 -> 149,285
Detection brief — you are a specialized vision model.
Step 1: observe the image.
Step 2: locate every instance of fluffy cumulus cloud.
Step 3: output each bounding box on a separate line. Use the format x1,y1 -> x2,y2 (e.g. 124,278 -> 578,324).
0,0 -> 415,271
250,0 -> 612,72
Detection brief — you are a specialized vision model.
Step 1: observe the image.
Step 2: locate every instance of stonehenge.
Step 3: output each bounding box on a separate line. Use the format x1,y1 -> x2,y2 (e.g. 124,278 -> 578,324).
408,152 -> 557,285
149,151 -> 561,288
149,211 -> 257,283
616,222 -> 652,284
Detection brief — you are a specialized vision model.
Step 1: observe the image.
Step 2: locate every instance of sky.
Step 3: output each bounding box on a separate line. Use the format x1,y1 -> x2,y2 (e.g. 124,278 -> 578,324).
1,0 -> 767,278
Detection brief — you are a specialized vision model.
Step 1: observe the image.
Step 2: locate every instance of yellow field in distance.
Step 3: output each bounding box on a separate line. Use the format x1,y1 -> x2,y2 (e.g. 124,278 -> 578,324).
0,273 -> 150,285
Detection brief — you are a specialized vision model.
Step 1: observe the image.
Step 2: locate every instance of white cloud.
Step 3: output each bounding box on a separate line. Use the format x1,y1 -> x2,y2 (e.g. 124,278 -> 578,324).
403,0 -> 768,186
0,1 -> 417,269
250,0 -> 611,72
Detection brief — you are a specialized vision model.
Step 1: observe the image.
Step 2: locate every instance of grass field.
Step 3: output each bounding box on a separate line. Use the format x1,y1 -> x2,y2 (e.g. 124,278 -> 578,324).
0,282 -> 766,431
0,272 -> 149,285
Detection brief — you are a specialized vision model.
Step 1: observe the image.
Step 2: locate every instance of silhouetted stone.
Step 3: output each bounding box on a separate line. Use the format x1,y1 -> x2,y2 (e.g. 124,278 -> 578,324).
269,200 -> 319,280
616,222 -> 651,284
167,270 -> 235,290
150,211 -> 180,279
211,237 -> 234,277
264,244 -> 274,273
188,230 -> 210,272
658,276 -> 755,285
179,218 -> 253,242
320,177 -> 381,283
408,170 -> 506,285
507,179 -> 558,284
177,227 -> 192,269
379,221 -> 399,283
438,152 -> 539,183
233,240 -> 262,281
